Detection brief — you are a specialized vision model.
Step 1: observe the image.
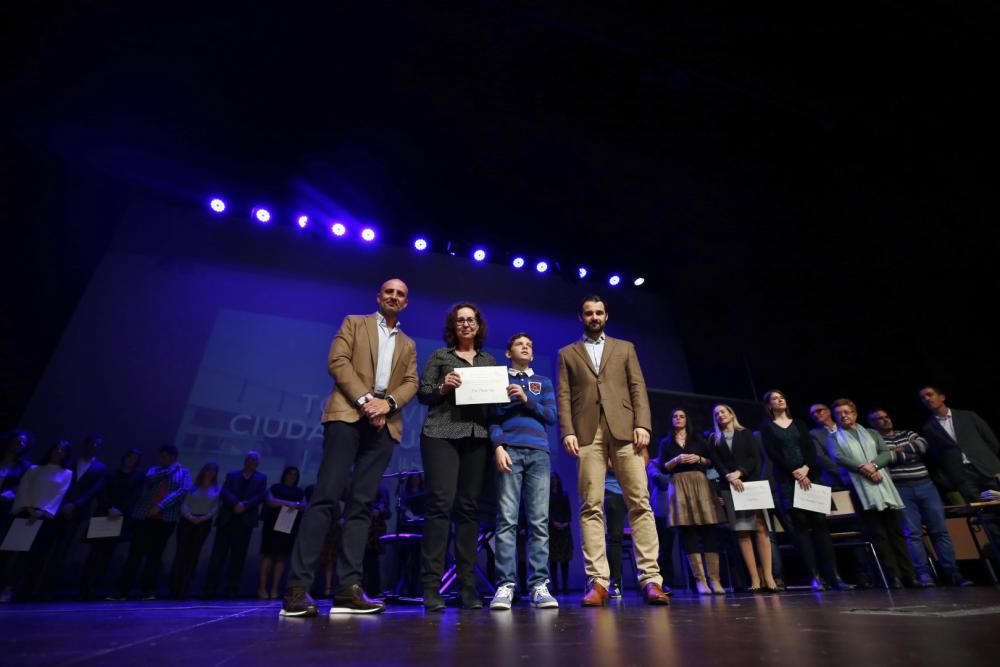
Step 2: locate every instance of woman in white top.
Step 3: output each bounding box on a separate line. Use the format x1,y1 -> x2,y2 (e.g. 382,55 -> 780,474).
169,462 -> 220,598
1,440 -> 72,601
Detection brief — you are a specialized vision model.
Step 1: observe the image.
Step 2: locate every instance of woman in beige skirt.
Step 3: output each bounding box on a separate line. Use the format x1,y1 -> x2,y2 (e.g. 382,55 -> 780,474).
658,408 -> 724,594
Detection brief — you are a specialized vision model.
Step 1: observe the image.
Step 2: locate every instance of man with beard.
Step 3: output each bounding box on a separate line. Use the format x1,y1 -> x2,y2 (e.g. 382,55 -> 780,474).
556,296 -> 669,606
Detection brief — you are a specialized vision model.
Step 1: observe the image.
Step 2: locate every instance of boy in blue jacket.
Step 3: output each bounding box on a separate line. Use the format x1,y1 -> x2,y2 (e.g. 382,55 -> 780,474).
489,333 -> 559,610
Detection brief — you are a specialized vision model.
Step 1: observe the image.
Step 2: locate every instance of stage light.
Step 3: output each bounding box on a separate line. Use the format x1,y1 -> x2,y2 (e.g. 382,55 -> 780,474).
331,222 -> 347,236
253,207 -> 271,224
414,238 -> 428,251
633,277 -> 646,286
535,261 -> 549,273
209,198 -> 226,213
297,215 -> 309,228
472,248 -> 487,262
578,267 -> 588,279
361,227 -> 376,242
608,274 -> 621,286
512,257 -> 525,269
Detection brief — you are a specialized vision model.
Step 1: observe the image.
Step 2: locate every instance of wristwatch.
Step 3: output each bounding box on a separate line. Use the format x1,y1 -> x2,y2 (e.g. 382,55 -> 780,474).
386,395 -> 398,412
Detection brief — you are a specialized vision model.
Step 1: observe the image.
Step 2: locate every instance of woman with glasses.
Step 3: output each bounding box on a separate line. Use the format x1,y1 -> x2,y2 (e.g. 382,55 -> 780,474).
418,303 -> 497,611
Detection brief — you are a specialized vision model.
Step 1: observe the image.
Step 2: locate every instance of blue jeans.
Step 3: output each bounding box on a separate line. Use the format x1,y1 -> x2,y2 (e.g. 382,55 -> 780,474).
495,447 -> 551,590
897,479 -> 958,577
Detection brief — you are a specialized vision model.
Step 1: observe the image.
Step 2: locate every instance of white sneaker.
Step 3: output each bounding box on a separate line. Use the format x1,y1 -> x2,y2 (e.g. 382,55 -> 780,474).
490,583 -> 516,611
530,582 -> 559,608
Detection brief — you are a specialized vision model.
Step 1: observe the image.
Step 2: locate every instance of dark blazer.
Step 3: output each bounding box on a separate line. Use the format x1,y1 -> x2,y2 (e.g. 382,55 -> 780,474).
216,470 -> 268,528
709,429 -> 763,486
759,419 -> 820,486
809,426 -> 848,490
62,458 -> 109,518
922,409 -> 1000,498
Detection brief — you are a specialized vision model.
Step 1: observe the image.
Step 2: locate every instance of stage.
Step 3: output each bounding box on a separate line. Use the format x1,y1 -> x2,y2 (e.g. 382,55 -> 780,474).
2,588 -> 997,666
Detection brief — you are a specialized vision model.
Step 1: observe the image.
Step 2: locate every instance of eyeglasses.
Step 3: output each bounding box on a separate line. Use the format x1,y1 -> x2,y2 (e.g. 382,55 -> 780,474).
455,317 -> 478,326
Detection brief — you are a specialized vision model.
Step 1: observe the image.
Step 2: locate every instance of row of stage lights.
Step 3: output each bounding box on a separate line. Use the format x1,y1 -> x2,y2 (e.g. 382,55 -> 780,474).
208,197 -> 646,287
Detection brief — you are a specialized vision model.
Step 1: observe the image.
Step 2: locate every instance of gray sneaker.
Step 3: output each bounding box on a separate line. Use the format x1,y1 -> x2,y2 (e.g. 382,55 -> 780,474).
530,582 -> 559,609
490,583 -> 516,610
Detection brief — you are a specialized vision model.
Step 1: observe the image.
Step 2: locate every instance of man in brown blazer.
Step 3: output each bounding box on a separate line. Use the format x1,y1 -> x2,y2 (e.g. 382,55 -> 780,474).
557,296 -> 669,606
281,278 -> 418,617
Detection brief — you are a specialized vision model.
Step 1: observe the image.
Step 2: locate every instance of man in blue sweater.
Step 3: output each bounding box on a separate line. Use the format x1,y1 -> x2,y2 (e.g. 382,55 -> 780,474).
489,333 -> 559,610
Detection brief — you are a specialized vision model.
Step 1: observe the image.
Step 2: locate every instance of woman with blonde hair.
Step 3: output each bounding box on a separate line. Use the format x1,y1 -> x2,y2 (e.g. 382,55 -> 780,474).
708,404 -> 778,593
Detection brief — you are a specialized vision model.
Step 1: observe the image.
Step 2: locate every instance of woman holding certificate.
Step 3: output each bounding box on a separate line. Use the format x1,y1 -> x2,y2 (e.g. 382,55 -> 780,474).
760,390 -> 851,591
258,466 -> 306,600
829,399 -> 915,589
418,303 -> 498,611
659,408 -> 725,595
708,404 -> 778,593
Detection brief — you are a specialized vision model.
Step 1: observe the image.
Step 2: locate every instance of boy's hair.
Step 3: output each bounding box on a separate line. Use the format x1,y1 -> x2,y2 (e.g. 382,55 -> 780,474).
506,332 -> 533,351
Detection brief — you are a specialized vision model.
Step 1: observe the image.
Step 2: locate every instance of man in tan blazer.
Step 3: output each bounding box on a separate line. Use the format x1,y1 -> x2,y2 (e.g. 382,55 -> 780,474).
281,278 -> 418,617
557,296 -> 669,606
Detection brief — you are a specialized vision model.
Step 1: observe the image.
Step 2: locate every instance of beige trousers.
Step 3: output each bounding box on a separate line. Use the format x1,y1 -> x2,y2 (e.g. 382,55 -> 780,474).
577,422 -> 662,588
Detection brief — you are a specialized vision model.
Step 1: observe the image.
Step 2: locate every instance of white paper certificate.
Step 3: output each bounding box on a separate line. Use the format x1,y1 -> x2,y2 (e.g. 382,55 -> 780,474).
274,506 -> 299,534
1,518 -> 44,552
793,482 -> 832,515
731,481 -> 775,511
453,366 -> 510,406
86,515 -> 124,539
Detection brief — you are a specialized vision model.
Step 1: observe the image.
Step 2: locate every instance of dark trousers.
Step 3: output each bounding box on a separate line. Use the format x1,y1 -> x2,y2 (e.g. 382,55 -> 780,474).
420,435 -> 489,592
677,524 -> 720,554
654,516 -> 675,586
363,546 -> 381,596
860,509 -> 916,581
116,519 -> 176,596
605,491 -> 626,587
204,520 -> 254,597
81,536 -> 124,599
288,420 -> 395,592
549,560 -> 570,593
39,516 -> 85,595
7,516 -> 59,599
170,519 -> 212,597
788,508 -> 837,580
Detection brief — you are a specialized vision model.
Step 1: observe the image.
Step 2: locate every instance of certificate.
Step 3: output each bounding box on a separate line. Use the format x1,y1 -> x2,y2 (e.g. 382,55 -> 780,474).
274,506 -> 299,534
793,482 -> 832,515
453,366 -> 510,406
86,515 -> 124,539
1,518 -> 44,552
731,481 -> 775,511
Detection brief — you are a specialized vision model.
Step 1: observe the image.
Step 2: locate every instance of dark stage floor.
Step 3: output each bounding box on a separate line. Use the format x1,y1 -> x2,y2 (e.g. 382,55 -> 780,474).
1,588 -> 998,667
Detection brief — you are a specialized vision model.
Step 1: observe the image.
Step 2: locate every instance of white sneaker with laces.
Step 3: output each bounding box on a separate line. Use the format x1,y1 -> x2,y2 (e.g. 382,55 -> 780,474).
530,582 -> 559,608
490,583 -> 516,611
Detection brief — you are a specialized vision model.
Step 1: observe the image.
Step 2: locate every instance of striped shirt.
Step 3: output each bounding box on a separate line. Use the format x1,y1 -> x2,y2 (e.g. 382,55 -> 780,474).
883,429 -> 930,483
487,368 -> 556,452
131,463 -> 191,523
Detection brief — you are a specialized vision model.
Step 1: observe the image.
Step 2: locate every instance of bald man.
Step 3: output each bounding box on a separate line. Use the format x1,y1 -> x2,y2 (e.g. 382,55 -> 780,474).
281,279 -> 418,616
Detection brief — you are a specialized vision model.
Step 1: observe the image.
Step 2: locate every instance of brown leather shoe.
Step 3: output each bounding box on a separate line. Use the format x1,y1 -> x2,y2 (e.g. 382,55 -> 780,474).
642,582 -> 670,606
330,584 -> 385,614
581,581 -> 609,607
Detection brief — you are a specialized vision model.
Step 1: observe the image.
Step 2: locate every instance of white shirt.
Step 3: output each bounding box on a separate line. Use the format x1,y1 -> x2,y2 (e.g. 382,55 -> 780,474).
582,334 -> 606,373
374,312 -> 400,393
12,464 -> 73,517
937,409 -> 970,464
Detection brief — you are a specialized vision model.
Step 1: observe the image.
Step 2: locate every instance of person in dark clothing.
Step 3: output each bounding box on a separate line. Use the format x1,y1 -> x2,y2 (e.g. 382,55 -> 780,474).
81,448 -> 144,599
204,451 -> 267,598
258,466 -> 305,600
